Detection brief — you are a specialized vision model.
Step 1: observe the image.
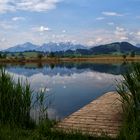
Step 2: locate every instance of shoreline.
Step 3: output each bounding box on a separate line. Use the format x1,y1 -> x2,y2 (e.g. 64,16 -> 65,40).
0,56 -> 140,64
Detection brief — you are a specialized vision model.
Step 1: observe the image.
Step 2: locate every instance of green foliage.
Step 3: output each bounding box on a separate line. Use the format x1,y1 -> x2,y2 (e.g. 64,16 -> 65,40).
2,53 -> 7,59
48,52 -> 55,57
122,54 -> 127,59
0,122 -> 113,140
0,53 -> 2,58
117,63 -> 140,140
19,52 -> 24,57
0,68 -> 35,128
37,53 -> 44,59
130,51 -> 135,57
11,53 -> 15,56
0,53 -> 7,59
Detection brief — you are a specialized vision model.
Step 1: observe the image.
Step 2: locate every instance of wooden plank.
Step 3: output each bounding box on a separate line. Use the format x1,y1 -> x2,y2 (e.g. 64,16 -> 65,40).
56,92 -> 122,137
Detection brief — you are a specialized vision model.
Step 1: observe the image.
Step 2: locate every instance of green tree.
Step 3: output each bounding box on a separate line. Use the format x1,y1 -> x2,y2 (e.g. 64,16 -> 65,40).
18,52 -> 25,62
130,51 -> 135,57
37,53 -> 43,60
49,52 -> 55,57
2,53 -> 7,59
122,54 -> 127,60
19,52 -> 24,57
0,53 -> 2,58
11,53 -> 15,58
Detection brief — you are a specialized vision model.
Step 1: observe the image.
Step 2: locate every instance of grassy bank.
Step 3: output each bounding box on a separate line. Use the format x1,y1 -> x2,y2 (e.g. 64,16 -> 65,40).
1,56 -> 140,64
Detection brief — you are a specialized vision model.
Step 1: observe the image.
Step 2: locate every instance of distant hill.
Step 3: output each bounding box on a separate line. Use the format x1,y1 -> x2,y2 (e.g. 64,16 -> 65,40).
90,42 -> 140,54
56,42 -> 140,55
3,41 -> 140,55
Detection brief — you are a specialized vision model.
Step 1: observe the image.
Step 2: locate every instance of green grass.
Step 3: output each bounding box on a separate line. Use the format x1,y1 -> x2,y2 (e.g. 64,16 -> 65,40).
0,123 -> 112,140
7,52 -> 38,58
117,63 -> 140,140
0,68 -> 35,128
0,119 -> 113,140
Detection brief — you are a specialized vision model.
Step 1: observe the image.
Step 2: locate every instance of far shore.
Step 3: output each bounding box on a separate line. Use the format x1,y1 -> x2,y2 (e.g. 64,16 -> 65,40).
1,56 -> 140,64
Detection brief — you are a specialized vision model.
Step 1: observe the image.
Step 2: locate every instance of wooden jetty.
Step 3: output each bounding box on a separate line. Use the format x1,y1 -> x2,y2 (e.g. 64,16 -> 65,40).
56,92 -> 123,137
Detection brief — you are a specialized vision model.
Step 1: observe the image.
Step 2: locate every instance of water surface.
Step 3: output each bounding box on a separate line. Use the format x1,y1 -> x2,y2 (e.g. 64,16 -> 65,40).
4,62 -> 126,120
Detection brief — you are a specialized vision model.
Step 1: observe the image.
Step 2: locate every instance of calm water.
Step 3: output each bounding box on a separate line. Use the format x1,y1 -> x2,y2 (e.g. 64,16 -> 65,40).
4,62 -> 127,120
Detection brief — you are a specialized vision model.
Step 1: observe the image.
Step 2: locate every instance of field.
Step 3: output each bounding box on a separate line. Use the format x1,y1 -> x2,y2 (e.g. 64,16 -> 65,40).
1,54 -> 140,64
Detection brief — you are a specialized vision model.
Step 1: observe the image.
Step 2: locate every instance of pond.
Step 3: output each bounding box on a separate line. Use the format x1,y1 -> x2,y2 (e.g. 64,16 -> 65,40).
4,62 -> 127,120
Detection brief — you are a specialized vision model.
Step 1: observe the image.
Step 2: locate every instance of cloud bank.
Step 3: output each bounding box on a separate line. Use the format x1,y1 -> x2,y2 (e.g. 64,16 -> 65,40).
0,0 -> 61,13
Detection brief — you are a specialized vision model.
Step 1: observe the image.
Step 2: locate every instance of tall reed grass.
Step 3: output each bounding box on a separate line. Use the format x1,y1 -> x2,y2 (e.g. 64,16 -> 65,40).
0,68 -> 36,128
117,63 -> 140,140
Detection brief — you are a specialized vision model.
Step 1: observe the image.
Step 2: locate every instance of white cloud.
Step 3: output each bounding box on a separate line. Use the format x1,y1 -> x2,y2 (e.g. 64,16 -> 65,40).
84,26 -> 136,46
137,31 -> 140,36
95,17 -> 105,20
62,30 -> 66,33
114,26 -> 129,41
0,1 -> 15,13
96,37 -> 103,42
87,41 -> 96,46
12,16 -> 25,21
120,36 -> 128,40
1,25 -> 140,50
0,0 -> 61,13
32,26 -> 51,32
115,26 -> 125,32
87,37 -> 103,46
0,37 -> 6,42
0,21 -> 16,30
40,26 -> 51,32
102,11 -> 123,17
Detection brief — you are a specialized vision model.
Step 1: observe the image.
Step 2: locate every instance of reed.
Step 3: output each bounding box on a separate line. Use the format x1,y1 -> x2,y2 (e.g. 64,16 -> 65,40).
0,68 -> 35,128
117,63 -> 140,140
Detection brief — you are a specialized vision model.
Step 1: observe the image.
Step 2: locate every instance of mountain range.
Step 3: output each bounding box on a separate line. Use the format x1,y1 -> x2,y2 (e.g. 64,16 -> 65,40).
4,42 -> 86,52
3,42 -> 140,55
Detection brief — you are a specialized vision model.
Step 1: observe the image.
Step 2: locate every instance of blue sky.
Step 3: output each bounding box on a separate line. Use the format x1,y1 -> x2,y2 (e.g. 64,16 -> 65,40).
0,0 -> 140,49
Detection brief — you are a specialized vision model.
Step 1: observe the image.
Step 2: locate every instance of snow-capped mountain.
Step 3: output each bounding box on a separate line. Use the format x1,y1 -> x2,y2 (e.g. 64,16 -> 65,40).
4,42 -> 87,52
4,42 -> 39,52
